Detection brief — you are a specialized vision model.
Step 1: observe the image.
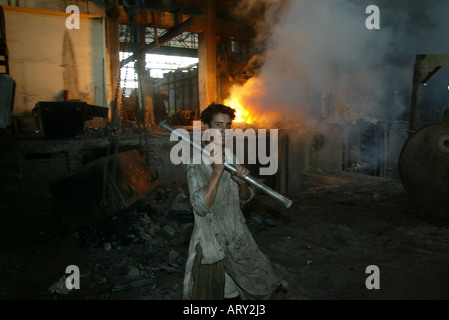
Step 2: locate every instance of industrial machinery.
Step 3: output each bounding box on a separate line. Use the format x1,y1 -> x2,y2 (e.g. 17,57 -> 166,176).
398,53 -> 449,217
33,101 -> 108,137
398,111 -> 449,217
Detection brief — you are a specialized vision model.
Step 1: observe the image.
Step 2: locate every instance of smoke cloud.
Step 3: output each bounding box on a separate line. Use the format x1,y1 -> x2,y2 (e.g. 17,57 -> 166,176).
230,0 -> 449,126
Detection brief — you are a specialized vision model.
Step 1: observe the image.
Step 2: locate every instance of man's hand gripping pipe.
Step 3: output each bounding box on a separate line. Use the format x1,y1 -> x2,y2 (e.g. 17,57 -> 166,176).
159,120 -> 293,209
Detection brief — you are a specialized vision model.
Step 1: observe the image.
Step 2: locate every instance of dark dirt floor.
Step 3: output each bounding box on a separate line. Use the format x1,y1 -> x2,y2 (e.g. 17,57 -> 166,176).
1,171 -> 449,301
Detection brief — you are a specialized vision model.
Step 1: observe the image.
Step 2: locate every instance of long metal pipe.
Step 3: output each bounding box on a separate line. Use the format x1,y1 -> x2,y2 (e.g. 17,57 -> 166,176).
159,120 -> 293,209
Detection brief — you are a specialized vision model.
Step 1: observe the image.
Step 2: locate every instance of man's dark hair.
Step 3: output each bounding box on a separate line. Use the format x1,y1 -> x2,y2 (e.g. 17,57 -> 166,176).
200,103 -> 236,126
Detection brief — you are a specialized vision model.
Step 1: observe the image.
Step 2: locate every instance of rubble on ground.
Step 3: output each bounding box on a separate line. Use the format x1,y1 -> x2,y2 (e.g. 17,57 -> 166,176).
47,183 -> 282,300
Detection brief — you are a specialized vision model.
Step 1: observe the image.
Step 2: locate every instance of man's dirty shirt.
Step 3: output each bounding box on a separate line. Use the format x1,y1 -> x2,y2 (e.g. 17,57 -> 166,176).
183,154 -> 281,299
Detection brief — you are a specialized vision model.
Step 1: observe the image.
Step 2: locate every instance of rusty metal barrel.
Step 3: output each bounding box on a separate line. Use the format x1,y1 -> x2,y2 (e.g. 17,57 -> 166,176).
398,113 -> 449,217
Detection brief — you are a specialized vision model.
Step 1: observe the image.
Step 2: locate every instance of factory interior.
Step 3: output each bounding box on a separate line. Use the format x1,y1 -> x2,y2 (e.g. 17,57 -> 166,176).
1,0 -> 449,302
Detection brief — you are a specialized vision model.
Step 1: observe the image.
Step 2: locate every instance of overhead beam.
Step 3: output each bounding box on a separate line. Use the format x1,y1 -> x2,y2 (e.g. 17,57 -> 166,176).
409,54 -> 449,133
118,7 -> 203,31
422,67 -> 441,85
120,17 -> 193,67
117,6 -> 254,40
120,43 -> 198,58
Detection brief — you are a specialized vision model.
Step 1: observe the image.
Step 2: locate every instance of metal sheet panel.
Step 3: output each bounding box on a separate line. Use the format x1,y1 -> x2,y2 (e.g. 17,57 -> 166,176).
51,149 -> 159,231
0,74 -> 15,128
398,120 -> 449,217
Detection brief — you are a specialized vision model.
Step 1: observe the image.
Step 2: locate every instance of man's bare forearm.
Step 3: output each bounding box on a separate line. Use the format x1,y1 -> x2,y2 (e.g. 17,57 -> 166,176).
204,169 -> 223,208
239,182 -> 250,201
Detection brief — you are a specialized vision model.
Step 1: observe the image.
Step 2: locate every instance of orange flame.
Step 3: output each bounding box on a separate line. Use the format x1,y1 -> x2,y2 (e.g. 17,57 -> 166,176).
223,77 -> 299,127
225,96 -> 254,124
223,77 -> 265,125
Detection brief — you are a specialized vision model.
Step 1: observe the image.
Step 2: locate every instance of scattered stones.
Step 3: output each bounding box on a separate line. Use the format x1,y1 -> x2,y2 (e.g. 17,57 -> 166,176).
169,250 -> 179,263
162,224 -> 176,237
48,276 -> 72,295
42,184 -> 280,299
126,266 -> 142,279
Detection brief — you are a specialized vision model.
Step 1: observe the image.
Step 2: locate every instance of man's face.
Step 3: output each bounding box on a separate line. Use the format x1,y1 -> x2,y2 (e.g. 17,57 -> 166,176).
204,112 -> 232,145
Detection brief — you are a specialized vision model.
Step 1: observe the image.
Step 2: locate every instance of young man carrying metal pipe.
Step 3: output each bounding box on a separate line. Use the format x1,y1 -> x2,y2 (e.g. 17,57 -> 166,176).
182,103 -> 283,300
